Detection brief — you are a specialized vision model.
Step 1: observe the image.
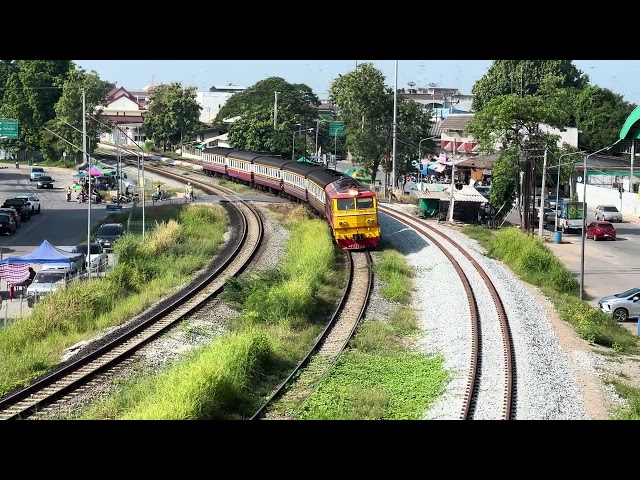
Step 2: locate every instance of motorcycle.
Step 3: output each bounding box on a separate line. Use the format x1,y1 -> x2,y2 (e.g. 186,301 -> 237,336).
77,192 -> 88,203
152,190 -> 171,202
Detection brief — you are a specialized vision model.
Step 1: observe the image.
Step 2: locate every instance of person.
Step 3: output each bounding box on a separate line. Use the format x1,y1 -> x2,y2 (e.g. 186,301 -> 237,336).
156,184 -> 162,195
66,186 -> 72,202
188,182 -> 194,202
28,267 -> 36,283
15,160 -> 19,168
125,185 -> 130,196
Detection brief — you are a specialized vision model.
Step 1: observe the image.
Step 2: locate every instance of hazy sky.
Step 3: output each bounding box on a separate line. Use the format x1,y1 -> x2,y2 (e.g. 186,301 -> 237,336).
73,60 -> 640,105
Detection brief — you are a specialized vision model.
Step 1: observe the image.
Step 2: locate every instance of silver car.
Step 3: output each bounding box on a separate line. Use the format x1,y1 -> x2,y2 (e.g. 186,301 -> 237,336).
598,287 -> 640,321
595,204 -> 622,222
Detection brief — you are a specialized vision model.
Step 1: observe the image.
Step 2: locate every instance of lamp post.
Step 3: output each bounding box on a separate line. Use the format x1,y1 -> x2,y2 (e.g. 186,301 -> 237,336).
580,145 -> 613,300
292,126 -> 313,161
88,114 -> 147,239
391,60 -> 398,197
447,157 -> 460,222
418,136 -> 439,183
548,151 -> 586,230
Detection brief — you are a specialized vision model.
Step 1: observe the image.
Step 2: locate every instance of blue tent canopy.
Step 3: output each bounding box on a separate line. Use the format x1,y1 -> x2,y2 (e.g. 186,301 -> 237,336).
0,240 -> 84,264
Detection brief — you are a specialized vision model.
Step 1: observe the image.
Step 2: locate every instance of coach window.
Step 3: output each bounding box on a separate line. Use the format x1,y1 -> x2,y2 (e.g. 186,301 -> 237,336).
337,198 -> 356,210
357,197 -> 374,209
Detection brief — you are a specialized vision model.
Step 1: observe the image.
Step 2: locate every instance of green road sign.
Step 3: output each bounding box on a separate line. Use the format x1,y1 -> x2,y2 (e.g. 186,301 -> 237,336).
329,121 -> 344,137
0,118 -> 18,139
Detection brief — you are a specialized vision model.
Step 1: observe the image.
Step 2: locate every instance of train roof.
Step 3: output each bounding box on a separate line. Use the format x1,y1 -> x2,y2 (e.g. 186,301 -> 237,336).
307,168 -> 348,188
326,176 -> 372,196
203,146 -> 233,156
282,161 -> 326,176
253,155 -> 296,168
228,150 -> 263,161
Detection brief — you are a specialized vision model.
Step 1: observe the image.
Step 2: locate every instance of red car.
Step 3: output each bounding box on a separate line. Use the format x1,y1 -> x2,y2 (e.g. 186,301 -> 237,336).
586,221 -> 616,241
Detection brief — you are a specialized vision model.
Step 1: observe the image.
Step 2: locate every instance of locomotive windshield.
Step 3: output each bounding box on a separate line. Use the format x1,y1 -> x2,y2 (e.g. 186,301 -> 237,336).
337,199 -> 356,210
356,197 -> 374,209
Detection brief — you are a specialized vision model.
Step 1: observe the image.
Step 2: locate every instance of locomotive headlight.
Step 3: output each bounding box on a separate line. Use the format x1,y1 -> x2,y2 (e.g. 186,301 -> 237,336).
348,187 -> 359,196
366,219 -> 374,224
339,221 -> 348,226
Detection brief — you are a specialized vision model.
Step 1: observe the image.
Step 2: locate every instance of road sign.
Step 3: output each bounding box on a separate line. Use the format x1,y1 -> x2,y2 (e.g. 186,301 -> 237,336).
106,204 -> 123,213
329,121 -> 344,137
0,118 -> 18,139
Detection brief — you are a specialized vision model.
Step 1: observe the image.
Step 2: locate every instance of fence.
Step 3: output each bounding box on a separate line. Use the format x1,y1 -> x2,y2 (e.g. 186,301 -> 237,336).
1,257 -> 114,328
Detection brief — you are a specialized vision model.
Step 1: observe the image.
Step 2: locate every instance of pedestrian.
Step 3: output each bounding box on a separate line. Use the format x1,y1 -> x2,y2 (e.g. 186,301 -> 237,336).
188,182 -> 194,202
28,267 -> 36,283
157,184 -> 162,195
66,186 -> 72,202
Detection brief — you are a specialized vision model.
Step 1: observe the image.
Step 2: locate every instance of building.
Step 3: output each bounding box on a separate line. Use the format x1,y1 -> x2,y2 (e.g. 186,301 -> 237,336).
97,86 -> 156,146
196,85 -> 246,124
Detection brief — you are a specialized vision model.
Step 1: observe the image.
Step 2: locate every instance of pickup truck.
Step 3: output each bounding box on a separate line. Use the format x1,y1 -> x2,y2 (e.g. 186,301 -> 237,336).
2,198 -> 31,221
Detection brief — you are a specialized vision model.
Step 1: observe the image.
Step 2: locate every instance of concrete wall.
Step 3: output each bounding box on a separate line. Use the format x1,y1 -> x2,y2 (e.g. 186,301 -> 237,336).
576,182 -> 640,216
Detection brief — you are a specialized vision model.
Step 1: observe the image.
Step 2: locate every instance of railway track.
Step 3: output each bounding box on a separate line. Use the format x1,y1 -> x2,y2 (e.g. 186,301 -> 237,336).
250,251 -> 373,420
0,190 -> 264,420
379,205 -> 515,420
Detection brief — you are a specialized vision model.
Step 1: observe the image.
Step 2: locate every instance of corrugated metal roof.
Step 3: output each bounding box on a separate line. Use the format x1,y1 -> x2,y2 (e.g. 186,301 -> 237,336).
440,113 -> 475,133
411,184 -> 487,203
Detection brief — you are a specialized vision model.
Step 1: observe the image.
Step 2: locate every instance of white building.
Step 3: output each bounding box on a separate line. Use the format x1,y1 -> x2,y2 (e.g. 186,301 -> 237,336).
196,85 -> 246,124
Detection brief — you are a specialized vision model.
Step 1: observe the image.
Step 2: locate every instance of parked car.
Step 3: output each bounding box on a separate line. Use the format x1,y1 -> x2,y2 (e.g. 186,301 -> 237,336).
29,166 -> 45,182
2,198 -> 31,221
14,194 -> 41,214
586,221 -> 617,241
61,243 -> 109,272
0,207 -> 21,228
543,207 -> 556,227
94,223 -> 125,249
36,175 -> 55,189
598,287 -> 640,321
595,205 -> 622,222
0,212 -> 16,235
25,264 -> 82,307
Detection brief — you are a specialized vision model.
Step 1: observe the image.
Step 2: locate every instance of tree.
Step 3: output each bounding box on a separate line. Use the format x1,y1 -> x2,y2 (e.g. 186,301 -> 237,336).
466,93 -> 568,230
143,82 -> 202,151
471,60 -> 588,112
573,85 -> 635,151
0,60 -> 72,156
215,77 -> 321,156
329,63 -> 433,186
45,67 -> 114,163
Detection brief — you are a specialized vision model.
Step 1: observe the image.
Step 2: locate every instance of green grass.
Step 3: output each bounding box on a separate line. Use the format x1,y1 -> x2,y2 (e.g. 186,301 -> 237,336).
461,224 -> 640,418
373,247 -> 414,304
296,244 -> 451,420
56,206 -> 347,419
296,306 -> 451,420
0,204 -> 227,397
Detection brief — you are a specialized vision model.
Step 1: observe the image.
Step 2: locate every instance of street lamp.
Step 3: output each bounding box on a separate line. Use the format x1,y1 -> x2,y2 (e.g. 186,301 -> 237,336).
418,136 -> 439,182
446,156 -> 461,222
88,114 -> 147,239
548,150 -> 586,230
292,126 -> 314,161
580,145 -> 613,300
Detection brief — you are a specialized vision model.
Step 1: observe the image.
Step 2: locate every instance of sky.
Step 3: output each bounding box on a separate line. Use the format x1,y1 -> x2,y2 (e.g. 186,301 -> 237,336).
73,60 -> 640,106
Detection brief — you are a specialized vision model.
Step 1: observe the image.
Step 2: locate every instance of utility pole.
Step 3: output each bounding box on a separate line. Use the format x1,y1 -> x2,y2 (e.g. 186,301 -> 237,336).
631,139 -> 635,193
82,88 -> 92,280
273,91 -> 279,130
315,120 -> 319,159
538,148 -> 548,238
391,60 -> 398,198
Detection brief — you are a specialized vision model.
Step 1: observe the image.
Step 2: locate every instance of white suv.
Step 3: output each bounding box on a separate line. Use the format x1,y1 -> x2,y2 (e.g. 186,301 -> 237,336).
30,166 -> 45,182
14,194 -> 41,214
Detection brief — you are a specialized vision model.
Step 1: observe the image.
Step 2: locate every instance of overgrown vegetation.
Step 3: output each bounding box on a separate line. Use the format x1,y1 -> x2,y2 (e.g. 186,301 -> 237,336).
296,245 -> 451,420
72,207 -> 345,419
462,225 -> 640,419
0,204 -> 227,397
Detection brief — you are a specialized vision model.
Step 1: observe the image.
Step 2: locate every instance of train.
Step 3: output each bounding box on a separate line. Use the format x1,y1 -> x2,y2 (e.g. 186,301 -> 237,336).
199,147 -> 380,250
